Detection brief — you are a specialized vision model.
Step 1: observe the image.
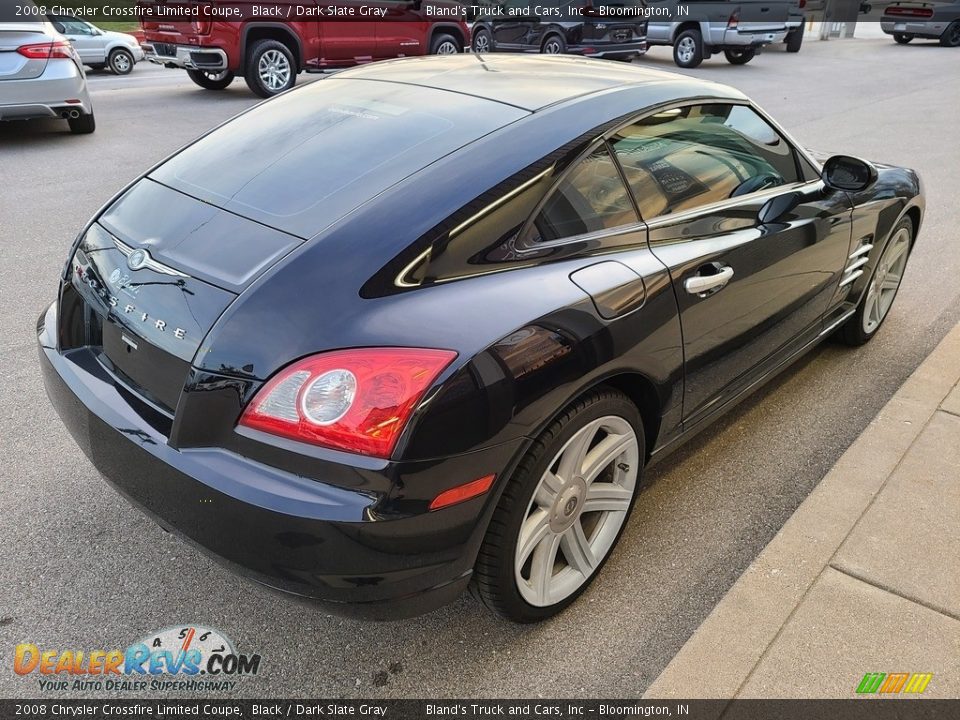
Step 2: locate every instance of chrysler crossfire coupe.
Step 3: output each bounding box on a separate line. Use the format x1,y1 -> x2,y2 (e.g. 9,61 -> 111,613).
39,55 -> 924,622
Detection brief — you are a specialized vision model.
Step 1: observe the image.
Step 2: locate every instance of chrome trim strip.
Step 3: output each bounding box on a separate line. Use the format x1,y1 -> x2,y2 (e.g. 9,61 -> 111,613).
849,243 -> 874,259
844,256 -> 870,274
838,269 -> 864,287
820,307 -> 858,336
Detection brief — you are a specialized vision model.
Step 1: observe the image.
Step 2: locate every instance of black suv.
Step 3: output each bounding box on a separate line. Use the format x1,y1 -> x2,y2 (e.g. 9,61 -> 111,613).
471,0 -> 649,60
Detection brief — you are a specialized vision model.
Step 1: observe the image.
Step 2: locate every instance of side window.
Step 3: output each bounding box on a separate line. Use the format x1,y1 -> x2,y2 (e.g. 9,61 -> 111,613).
526,145 -> 639,243
609,104 -> 801,220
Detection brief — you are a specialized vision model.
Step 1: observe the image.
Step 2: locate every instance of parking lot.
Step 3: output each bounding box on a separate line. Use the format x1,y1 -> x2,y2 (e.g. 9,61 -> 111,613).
2,33 -> 960,698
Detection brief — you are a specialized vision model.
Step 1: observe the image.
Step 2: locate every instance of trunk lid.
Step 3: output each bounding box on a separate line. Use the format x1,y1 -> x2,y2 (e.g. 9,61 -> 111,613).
0,24 -> 51,81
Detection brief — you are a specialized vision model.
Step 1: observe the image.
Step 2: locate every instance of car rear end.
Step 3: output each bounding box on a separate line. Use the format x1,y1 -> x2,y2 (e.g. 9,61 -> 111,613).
0,22 -> 92,125
138,1 -> 234,72
573,0 -> 649,59
882,2 -> 942,39
709,0 -> 790,48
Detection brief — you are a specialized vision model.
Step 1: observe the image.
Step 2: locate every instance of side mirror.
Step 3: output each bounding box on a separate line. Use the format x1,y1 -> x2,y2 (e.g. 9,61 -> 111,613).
821,155 -> 878,193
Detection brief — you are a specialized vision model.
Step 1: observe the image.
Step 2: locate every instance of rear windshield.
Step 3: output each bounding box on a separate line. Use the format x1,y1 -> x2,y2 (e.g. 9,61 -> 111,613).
150,79 -> 526,239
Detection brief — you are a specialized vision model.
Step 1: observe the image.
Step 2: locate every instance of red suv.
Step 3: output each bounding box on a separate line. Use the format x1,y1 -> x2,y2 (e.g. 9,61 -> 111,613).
139,1 -> 470,97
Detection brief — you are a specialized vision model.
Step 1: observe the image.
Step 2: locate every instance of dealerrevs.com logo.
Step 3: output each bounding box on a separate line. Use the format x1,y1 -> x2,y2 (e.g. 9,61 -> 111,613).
14,625 -> 262,693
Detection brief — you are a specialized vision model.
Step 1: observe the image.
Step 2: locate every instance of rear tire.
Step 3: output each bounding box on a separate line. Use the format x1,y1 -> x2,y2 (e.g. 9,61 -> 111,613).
68,112 -> 96,134
472,387 -> 644,623
673,29 -> 703,68
430,33 -> 461,55
786,27 -> 804,52
893,33 -> 913,44
837,218 -> 913,346
244,39 -> 297,98
186,68 -> 235,90
108,48 -> 135,75
724,47 -> 756,64
472,27 -> 492,53
940,21 -> 960,47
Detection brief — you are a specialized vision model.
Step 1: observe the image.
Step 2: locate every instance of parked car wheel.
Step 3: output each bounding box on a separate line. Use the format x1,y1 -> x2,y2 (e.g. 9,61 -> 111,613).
473,387 -> 644,622
430,33 -> 461,55
785,27 -> 804,52
186,69 -> 235,90
940,21 -> 960,47
724,48 -> 756,64
673,29 -> 703,68
68,112 -> 96,134
245,40 -> 297,98
838,218 -> 913,346
472,27 -> 492,53
541,34 -> 567,54
893,33 -> 913,44
108,48 -> 135,75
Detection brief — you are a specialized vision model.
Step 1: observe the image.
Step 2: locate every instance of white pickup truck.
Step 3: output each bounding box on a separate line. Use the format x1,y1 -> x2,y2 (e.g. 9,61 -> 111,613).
646,0 -> 795,67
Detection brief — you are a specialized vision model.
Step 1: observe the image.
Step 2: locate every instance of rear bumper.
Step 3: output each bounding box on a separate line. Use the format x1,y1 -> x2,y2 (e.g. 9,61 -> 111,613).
880,20 -> 948,38
569,40 -> 648,58
713,27 -> 788,47
0,60 -> 91,120
143,42 -> 229,72
38,301 -> 517,619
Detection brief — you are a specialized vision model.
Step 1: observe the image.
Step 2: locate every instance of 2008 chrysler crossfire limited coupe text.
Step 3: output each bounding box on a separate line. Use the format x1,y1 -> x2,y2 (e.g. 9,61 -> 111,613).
39,55 -> 923,622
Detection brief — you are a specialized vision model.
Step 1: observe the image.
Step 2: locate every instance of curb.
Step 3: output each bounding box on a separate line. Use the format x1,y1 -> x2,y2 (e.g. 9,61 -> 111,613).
643,322 -> 960,700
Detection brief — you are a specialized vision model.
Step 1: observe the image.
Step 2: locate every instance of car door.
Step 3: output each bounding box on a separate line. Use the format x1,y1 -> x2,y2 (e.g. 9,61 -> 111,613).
318,1 -> 377,62
57,19 -> 105,65
608,102 -> 852,424
376,0 -> 425,57
492,0 -> 535,48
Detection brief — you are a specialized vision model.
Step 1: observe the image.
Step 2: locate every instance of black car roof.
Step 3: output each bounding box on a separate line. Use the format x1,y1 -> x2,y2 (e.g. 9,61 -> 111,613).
332,54 -> 744,112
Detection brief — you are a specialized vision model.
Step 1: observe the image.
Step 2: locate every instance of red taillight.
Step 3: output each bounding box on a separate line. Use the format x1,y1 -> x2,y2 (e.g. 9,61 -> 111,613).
799,0 -> 806,8
727,9 -> 740,28
239,348 -> 457,458
17,40 -> 74,60
886,5 -> 934,16
429,474 -> 496,511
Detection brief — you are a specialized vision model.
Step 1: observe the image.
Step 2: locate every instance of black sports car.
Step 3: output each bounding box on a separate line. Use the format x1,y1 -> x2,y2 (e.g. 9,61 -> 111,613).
39,55 -> 924,622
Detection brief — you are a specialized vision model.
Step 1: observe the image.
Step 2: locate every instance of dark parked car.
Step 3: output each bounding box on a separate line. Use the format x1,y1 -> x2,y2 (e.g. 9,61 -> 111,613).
881,1 -> 960,45
39,55 -> 923,622
471,0 -> 648,60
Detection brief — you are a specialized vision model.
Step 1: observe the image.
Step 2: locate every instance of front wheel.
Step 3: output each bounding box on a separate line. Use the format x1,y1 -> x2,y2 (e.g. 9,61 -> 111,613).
837,218 -> 913,346
473,387 -> 644,622
893,33 -> 913,44
673,29 -> 703,68
108,48 -> 135,75
472,27 -> 492,53
244,39 -> 296,98
541,34 -> 567,54
724,48 -> 756,64
186,68 -> 235,90
940,21 -> 960,47
430,33 -> 461,55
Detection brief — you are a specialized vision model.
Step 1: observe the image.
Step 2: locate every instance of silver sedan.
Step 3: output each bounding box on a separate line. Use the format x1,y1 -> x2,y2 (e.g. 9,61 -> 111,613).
0,21 -> 95,134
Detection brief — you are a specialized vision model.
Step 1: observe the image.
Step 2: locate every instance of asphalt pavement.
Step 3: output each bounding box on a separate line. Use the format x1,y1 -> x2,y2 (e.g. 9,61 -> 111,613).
1,35 -> 960,699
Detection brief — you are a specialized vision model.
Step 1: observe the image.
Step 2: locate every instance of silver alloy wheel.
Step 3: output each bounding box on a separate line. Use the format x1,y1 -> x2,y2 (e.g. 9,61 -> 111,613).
258,49 -> 292,92
435,40 -> 459,55
515,415 -> 639,607
543,39 -> 563,54
676,36 -> 696,64
862,227 -> 910,334
474,32 -> 490,53
112,51 -> 131,73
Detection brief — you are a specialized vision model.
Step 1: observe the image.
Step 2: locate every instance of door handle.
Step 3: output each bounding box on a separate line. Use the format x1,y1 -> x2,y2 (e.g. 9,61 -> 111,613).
685,264 -> 734,297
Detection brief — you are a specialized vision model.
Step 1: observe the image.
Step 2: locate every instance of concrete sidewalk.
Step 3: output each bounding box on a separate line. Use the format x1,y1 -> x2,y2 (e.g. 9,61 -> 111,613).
644,323 -> 960,700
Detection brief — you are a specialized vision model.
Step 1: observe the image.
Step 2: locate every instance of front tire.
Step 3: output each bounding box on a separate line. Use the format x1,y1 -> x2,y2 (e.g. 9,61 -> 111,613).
893,33 -> 913,44
838,218 -> 913,346
108,48 -> 135,75
940,21 -> 960,47
186,68 -> 235,90
244,39 -> 296,98
724,48 -> 756,64
430,33 -> 461,55
68,112 -> 96,134
473,387 -> 644,622
673,29 -> 703,68
472,27 -> 492,53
